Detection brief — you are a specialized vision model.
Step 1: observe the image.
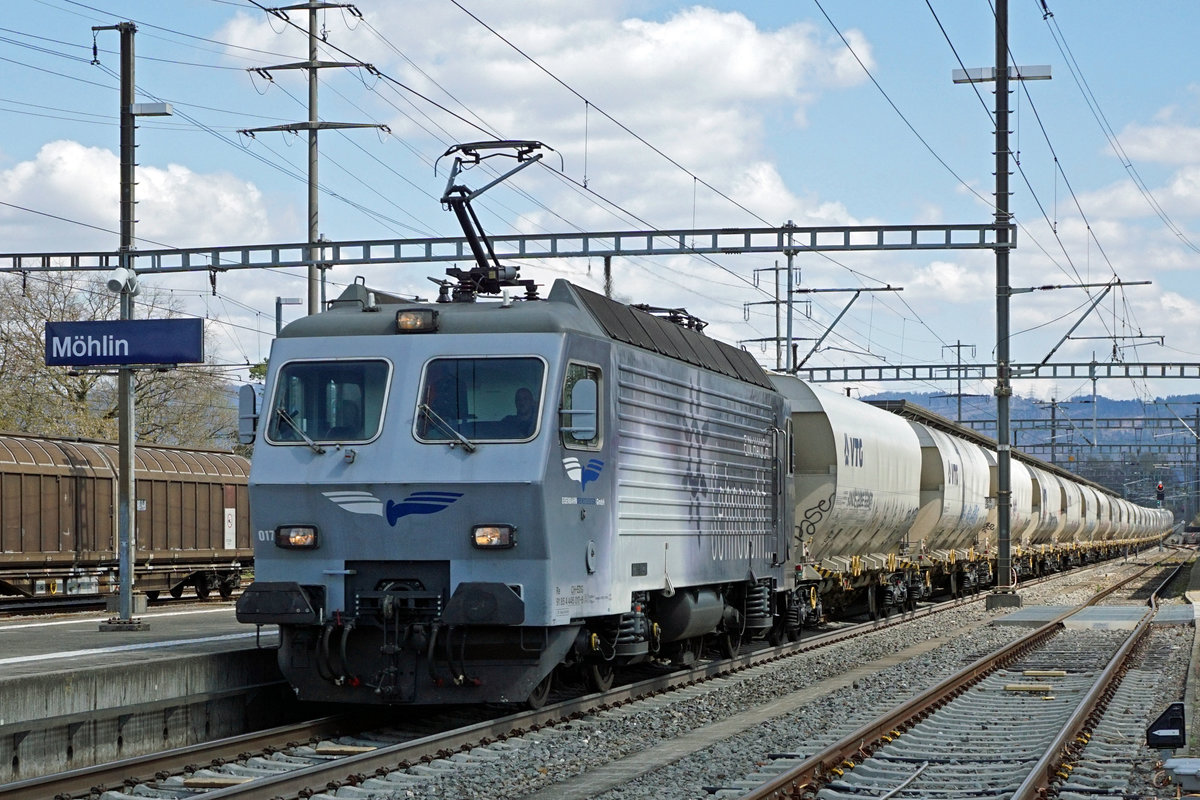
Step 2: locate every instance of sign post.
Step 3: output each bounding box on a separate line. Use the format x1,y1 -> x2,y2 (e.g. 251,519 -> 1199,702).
44,317 -> 204,631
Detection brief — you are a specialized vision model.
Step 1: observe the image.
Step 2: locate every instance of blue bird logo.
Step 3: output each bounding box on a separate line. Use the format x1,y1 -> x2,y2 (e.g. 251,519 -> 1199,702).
581,458 -> 604,490
385,491 -> 463,525
563,457 -> 605,491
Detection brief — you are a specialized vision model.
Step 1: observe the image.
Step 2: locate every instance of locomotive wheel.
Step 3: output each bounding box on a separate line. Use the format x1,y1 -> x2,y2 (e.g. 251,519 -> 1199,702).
525,670 -> 553,710
586,662 -> 616,693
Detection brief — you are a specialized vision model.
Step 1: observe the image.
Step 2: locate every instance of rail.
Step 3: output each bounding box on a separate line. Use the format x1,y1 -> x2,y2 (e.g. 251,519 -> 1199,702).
736,556 -> 1181,800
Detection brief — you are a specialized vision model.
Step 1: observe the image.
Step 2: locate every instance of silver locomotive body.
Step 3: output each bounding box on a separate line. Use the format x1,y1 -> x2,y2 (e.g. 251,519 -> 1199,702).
237,279 -> 791,705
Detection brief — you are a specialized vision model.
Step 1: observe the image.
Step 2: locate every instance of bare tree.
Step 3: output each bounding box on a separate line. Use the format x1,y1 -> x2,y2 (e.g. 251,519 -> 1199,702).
0,272 -> 236,449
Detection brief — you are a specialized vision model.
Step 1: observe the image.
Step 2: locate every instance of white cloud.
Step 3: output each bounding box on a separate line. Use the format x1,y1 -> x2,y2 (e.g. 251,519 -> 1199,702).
0,140 -> 274,251
216,3 -> 869,232
905,260 -> 992,303
1117,122 -> 1200,165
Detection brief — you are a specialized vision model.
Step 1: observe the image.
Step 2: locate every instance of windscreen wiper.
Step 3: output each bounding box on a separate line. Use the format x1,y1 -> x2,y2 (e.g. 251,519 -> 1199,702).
274,406 -> 326,454
418,403 -> 477,452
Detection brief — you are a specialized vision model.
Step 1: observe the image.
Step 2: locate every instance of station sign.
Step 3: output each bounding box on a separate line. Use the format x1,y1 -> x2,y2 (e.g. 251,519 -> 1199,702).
45,319 -> 204,367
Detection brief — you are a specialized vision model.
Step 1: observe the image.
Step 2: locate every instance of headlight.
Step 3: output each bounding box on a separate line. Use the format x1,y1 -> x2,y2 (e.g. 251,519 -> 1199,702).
472,524 -> 516,549
275,525 -> 318,549
396,308 -> 438,332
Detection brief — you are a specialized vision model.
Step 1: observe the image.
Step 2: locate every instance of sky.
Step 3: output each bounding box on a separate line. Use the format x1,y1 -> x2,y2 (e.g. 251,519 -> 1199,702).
2,0 -> 1200,412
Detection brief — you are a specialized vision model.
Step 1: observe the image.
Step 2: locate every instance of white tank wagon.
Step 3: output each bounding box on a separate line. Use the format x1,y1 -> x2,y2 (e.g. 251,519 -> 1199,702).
1078,484 -> 1105,551
769,377 -> 921,618
1054,475 -> 1085,554
1027,466 -> 1073,572
906,424 -> 990,579
1007,463 -> 1057,577
983,452 -> 1036,563
1095,492 -> 1117,543
1025,465 -> 1062,548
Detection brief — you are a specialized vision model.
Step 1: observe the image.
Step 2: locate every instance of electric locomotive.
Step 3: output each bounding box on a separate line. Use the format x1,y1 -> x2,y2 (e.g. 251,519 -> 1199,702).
236,275 -> 794,706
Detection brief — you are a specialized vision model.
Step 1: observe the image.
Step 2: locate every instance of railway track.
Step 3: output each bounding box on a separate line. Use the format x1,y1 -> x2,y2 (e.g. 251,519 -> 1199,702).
734,558 -> 1186,800
5,552 -> 1184,800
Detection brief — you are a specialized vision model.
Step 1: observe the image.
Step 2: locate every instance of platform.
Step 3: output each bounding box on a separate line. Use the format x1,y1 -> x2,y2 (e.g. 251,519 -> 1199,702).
0,606 -> 286,784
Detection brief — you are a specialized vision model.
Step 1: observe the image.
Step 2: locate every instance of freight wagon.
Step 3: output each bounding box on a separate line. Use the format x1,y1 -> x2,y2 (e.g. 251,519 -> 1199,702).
0,433 -> 251,600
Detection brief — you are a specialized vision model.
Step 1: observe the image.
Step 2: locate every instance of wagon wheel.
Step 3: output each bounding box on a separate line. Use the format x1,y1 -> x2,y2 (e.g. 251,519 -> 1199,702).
586,662 -> 616,693
217,579 -> 235,600
168,583 -> 184,599
194,577 -> 211,600
717,627 -> 742,659
525,670 -> 554,710
144,591 -> 160,602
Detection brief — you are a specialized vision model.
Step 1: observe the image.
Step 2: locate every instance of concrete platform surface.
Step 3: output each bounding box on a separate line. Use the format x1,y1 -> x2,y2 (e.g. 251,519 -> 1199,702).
0,605 -> 277,681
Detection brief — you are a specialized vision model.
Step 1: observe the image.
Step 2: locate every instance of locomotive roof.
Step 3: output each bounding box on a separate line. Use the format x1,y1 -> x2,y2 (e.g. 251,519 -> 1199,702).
282,278 -> 774,390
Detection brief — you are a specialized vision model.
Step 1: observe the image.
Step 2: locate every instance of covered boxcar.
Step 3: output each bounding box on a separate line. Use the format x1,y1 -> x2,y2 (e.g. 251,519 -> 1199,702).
0,433 -> 250,599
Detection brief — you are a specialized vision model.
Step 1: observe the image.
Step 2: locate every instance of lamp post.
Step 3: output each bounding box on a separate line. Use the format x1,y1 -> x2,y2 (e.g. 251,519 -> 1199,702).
94,21 -> 172,631
276,296 -> 303,335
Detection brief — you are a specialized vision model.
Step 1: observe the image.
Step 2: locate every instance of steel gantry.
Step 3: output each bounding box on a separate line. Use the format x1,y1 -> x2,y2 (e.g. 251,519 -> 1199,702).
0,223 -> 1008,274
792,362 -> 1200,383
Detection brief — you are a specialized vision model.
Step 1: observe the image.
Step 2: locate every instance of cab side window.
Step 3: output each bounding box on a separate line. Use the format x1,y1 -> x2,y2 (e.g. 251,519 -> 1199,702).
560,363 -> 601,449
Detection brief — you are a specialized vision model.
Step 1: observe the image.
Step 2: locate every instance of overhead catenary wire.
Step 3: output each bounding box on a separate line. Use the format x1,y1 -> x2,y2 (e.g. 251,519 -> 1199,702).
9,1 -> 1176,408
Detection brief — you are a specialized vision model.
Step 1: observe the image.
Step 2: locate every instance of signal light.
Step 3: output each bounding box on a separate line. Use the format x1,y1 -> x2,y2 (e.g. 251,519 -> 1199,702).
1157,482 -> 1165,502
